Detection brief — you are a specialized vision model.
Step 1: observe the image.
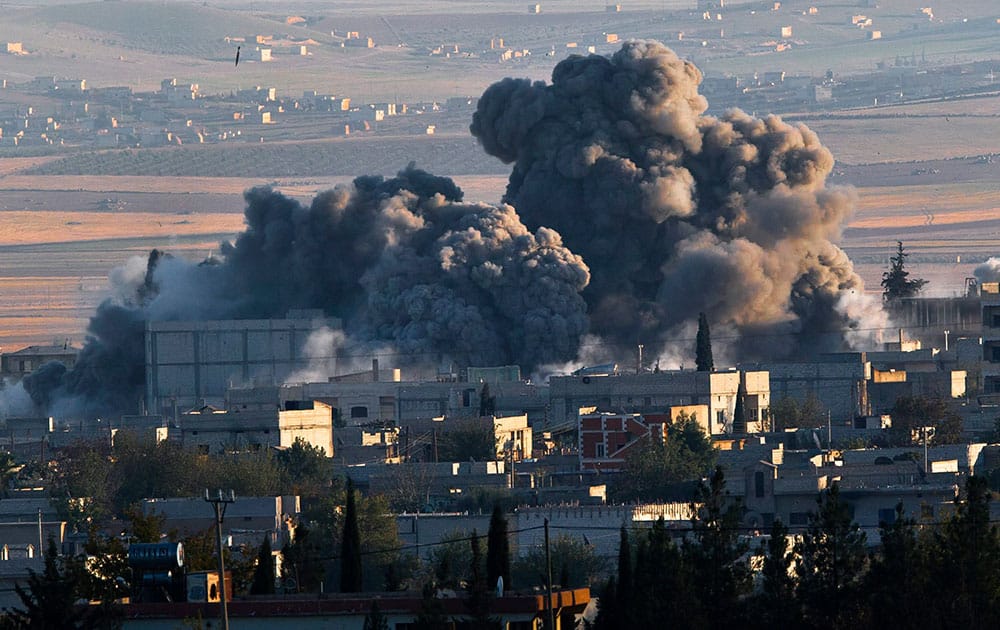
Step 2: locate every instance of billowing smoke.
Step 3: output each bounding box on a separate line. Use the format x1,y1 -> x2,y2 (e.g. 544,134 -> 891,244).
24,40 -> 884,418
471,40 -> 882,358
25,167 -> 590,418
975,258 -> 1000,284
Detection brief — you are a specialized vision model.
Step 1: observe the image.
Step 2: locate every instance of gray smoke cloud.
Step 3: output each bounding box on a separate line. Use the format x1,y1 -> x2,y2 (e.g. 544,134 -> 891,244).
25,40 -> 881,418
24,167 -> 590,418
471,40 -> 881,357
975,258 -> 1000,284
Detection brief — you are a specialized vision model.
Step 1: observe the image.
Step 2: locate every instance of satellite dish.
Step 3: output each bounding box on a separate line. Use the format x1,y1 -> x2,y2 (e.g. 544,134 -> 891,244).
495,576 -> 504,597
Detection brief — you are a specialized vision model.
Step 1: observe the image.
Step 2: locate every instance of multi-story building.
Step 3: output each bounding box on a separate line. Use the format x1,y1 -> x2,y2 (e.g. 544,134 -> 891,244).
144,310 -> 341,415
0,344 -> 79,378
549,369 -> 769,435
175,399 -> 333,456
980,281 -> 1000,393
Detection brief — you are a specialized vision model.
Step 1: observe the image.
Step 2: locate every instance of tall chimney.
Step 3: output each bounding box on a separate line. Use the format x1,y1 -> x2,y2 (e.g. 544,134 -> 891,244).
372,358 -> 379,382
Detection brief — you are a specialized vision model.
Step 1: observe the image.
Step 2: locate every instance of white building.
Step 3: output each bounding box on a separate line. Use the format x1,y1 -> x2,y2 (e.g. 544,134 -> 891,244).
549,370 -> 770,435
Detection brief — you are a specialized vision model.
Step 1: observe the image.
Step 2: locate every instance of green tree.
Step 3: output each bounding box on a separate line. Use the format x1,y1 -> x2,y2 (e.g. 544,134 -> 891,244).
752,518 -> 797,628
684,466 -> 750,628
890,395 -> 963,446
413,582 -> 450,630
274,437 -> 330,497
695,312 -> 713,372
768,394 -> 826,431
795,484 -> 868,629
430,530 -> 475,589
437,421 -> 496,463
340,477 -> 363,593
924,476 -> 1000,629
865,503 -> 930,630
281,522 -> 325,593
629,518 -> 689,628
124,505 -> 166,543
3,538 -> 120,629
592,576 -> 618,630
512,534 -> 605,591
732,381 -> 747,434
616,525 -> 632,598
250,536 -> 276,595
479,382 -> 496,417
616,412 -> 716,502
485,504 -> 510,591
465,531 -> 498,630
363,599 -> 389,630
882,240 -> 927,301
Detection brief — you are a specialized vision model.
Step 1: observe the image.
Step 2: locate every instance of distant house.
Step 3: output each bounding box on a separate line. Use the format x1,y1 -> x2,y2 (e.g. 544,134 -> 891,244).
176,399 -> 333,456
259,47 -> 272,62
141,495 -> 299,547
0,345 -> 79,378
4,42 -> 24,55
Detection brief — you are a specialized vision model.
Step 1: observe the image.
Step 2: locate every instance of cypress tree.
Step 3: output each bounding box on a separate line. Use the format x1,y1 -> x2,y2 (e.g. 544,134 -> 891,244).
881,240 -> 927,301
593,576 -> 618,630
695,312 -> 713,372
486,503 -> 511,591
479,382 -> 496,417
363,599 -> 389,630
466,530 -> 497,628
732,380 -> 747,434
250,535 -> 276,595
616,526 -> 632,611
340,477 -> 363,593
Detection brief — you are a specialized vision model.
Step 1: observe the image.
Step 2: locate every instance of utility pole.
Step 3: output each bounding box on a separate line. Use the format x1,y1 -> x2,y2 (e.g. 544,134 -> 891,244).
204,489 -> 236,630
545,518 -> 555,630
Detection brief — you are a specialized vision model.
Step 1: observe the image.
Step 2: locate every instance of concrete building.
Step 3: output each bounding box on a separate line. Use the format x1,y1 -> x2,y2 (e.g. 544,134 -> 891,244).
140,495 -> 299,549
549,369 -> 769,435
750,353 -> 869,423
144,311 -> 341,415
737,448 -> 960,539
980,282 -> 1000,393
1,344 -> 79,378
579,411 -> 668,472
287,367 -> 547,426
333,425 -> 399,465
358,461 -> 510,509
176,399 -> 333,456
403,414 -> 532,462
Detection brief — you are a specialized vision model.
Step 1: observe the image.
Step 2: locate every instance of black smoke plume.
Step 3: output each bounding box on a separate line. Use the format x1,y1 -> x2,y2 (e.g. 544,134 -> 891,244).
471,40 -> 881,358
25,166 -> 590,418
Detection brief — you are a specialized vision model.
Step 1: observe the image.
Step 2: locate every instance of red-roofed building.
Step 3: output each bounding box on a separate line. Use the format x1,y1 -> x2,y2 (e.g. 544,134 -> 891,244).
579,405 -> 709,472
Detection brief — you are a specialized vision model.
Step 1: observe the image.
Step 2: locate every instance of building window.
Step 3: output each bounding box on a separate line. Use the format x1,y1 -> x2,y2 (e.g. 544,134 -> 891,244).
716,410 -> 725,428
754,471 -> 765,498
350,406 -> 368,419
595,442 -> 605,458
